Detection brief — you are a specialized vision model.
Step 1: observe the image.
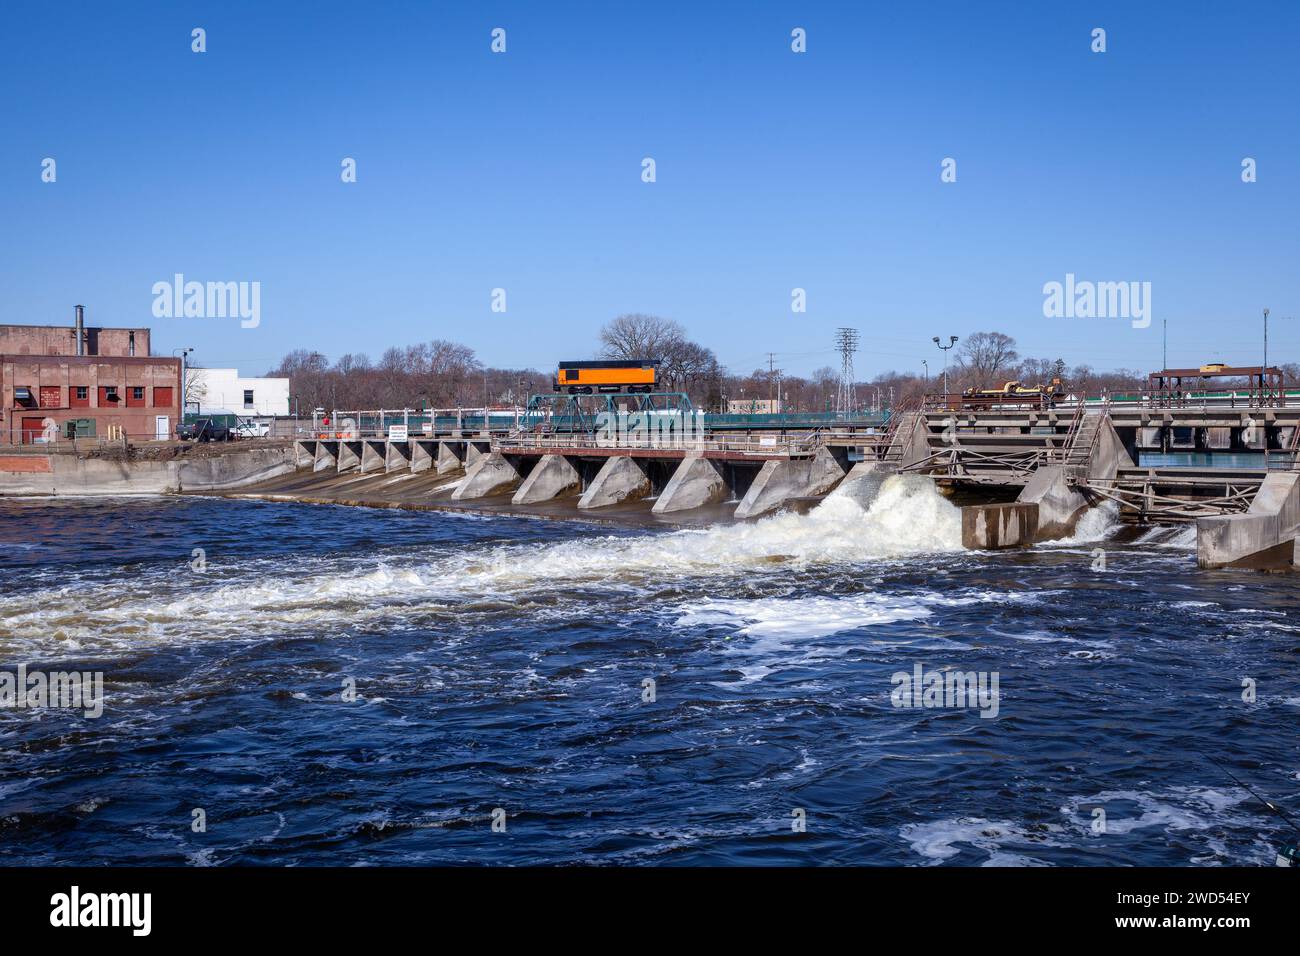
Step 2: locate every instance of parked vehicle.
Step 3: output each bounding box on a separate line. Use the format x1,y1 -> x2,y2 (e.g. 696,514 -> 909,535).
176,419 -> 233,442
233,418 -> 271,439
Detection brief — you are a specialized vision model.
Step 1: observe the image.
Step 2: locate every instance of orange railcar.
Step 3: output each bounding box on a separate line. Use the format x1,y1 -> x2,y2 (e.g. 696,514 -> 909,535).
554,360 -> 657,394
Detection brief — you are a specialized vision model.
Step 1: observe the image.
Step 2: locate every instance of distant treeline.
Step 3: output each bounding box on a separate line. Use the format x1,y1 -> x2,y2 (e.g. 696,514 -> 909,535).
264,318 -> 1287,414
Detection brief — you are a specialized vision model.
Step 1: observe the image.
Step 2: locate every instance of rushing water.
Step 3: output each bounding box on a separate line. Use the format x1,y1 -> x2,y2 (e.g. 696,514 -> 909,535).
0,478 -> 1297,866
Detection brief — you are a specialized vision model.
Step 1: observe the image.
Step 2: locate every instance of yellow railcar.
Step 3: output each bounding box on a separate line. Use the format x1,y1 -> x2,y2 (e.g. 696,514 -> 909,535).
554,360 -> 657,394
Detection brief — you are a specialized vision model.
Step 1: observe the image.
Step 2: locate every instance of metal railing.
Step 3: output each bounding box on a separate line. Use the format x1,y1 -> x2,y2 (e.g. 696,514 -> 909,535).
495,433 -> 809,457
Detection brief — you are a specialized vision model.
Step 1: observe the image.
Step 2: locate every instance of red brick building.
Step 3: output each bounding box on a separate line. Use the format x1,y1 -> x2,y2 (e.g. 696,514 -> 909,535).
0,310 -> 181,444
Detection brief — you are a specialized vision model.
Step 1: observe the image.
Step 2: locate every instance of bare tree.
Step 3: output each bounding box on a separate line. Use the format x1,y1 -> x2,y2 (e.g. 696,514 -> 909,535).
955,332 -> 1020,386
599,314 -> 686,361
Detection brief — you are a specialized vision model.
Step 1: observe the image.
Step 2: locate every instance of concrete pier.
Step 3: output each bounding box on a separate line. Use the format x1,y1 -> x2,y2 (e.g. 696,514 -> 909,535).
734,447 -> 846,519
578,456 -> 651,509
452,451 -> 524,500
512,454 -> 581,504
1197,472 -> 1300,569
313,440 -> 339,473
337,440 -> 362,473
361,440 -> 386,474
385,440 -> 411,473
652,455 -> 727,514
436,441 -> 464,475
963,502 -> 1039,549
411,439 -> 435,473
829,461 -> 898,507
1017,466 -> 1087,539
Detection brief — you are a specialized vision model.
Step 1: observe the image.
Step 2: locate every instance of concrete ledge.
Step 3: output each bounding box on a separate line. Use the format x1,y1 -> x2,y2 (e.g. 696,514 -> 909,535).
512,454 -> 581,504
451,452 -> 522,500
962,502 -> 1039,549
578,456 -> 650,509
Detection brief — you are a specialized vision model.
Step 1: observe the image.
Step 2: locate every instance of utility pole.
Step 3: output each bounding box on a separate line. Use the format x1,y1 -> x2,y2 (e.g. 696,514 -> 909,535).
767,352 -> 777,407
1264,308 -> 1270,373
932,335 -> 958,398
922,359 -> 928,382
1162,318 -> 1167,371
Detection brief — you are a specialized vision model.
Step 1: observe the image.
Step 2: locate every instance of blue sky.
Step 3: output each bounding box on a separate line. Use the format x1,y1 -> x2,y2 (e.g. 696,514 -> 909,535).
2,1 -> 1297,379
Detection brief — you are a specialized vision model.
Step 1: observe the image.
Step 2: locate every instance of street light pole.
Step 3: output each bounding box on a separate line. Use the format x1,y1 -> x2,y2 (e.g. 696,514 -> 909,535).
172,347 -> 193,417
932,335 -> 959,398
1264,308 -> 1270,373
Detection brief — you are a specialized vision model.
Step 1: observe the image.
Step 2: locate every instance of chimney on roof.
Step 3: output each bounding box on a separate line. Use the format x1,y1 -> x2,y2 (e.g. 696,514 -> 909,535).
74,304 -> 84,356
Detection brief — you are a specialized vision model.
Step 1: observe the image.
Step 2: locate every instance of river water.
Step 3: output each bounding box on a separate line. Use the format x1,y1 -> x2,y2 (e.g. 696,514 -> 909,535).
0,478 -> 1296,865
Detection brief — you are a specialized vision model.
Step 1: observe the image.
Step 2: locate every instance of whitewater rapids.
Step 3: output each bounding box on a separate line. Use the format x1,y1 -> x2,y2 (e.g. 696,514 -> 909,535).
0,476 -> 961,656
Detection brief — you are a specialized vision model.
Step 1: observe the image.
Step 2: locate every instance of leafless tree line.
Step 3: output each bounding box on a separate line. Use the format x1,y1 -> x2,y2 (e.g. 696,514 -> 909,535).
267,319 -> 1215,414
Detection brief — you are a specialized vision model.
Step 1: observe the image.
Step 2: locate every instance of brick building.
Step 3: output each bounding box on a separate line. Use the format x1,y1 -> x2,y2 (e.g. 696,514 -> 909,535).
0,308 -> 181,444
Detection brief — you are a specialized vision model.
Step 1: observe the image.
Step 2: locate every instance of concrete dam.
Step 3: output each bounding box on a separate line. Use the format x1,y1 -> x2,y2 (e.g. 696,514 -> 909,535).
241,397 -> 1300,572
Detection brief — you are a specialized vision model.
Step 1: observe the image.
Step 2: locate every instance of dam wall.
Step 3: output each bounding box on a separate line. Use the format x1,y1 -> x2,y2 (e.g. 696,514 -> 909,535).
0,444 -> 299,496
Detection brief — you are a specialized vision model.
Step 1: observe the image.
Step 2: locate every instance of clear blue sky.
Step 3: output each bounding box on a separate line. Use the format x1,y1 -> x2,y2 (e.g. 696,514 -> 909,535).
2,1 -> 1297,379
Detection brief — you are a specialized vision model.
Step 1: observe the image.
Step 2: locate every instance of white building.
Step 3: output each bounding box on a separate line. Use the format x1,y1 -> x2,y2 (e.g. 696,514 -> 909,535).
188,368 -> 290,417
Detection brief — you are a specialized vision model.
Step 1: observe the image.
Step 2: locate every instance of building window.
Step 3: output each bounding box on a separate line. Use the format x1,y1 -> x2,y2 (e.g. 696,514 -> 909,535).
14,386 -> 35,407
126,386 -> 145,408
39,386 -> 62,408
99,386 -> 119,404
71,386 -> 90,408
128,331 -> 136,357
76,386 -> 87,400
243,389 -> 254,407
153,386 -> 173,407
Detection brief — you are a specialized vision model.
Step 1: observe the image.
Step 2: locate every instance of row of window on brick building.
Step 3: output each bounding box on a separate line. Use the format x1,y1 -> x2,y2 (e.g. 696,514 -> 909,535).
15,385 -> 175,409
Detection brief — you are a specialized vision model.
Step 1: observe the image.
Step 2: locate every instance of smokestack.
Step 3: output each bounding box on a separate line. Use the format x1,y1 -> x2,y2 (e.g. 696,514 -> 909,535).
74,304 -> 84,356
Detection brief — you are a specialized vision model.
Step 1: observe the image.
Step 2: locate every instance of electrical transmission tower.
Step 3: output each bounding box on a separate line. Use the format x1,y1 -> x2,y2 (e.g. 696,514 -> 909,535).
835,327 -> 859,414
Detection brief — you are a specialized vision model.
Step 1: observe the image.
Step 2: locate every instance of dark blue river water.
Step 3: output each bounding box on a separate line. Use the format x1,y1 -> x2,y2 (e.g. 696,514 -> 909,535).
0,482 -> 1297,866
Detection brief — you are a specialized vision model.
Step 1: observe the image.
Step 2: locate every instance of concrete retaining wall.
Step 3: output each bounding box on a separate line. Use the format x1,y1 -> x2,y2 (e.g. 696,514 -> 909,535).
0,445 -> 300,496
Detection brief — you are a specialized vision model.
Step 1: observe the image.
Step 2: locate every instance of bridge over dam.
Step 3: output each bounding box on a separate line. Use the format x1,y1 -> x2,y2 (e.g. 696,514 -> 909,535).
284,397 -> 1300,572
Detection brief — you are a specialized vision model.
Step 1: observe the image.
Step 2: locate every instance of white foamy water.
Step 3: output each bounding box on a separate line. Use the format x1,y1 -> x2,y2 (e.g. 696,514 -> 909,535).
1039,503 -> 1121,546
0,475 -> 962,656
